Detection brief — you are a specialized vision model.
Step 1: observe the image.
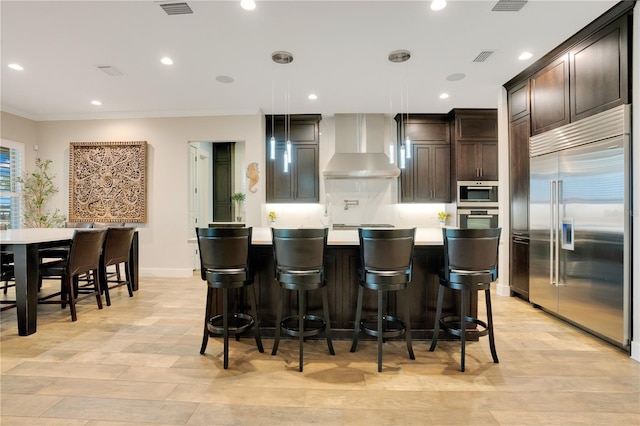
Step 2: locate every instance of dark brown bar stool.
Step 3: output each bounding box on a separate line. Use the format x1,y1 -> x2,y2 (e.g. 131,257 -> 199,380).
196,227 -> 263,369
351,228 -> 416,372
271,228 -> 335,372
38,229 -> 107,321
430,227 -> 501,372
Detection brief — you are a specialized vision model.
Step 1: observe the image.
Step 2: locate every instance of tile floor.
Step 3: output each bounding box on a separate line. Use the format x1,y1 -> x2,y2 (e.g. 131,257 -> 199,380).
1,274 -> 639,425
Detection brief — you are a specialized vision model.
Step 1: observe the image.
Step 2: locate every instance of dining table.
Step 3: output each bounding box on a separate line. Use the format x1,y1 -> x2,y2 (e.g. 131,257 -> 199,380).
0,228 -> 138,336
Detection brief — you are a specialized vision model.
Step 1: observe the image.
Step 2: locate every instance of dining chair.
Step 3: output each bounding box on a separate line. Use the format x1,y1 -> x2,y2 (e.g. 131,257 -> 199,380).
351,228 -> 416,372
100,227 -> 136,306
197,227 -> 263,369
38,228 -> 107,321
429,227 -> 501,372
271,228 -> 335,372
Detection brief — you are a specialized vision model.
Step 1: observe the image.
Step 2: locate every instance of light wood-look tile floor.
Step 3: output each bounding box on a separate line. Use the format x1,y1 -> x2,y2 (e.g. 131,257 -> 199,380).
1,274 -> 639,425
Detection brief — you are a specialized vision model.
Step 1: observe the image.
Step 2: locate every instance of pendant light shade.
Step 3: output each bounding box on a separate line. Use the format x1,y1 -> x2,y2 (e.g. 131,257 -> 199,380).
270,136 -> 276,160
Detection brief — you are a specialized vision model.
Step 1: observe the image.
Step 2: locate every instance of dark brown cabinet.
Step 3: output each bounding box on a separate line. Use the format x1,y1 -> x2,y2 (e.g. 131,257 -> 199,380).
569,15 -> 629,122
396,114 -> 451,203
509,115 -> 530,234
266,114 -> 321,203
452,109 -> 498,181
530,54 -> 570,136
510,236 -> 529,300
508,80 -> 530,122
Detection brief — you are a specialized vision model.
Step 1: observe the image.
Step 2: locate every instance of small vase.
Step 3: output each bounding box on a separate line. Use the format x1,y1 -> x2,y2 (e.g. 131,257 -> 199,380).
439,220 -> 446,227
270,219 -> 276,227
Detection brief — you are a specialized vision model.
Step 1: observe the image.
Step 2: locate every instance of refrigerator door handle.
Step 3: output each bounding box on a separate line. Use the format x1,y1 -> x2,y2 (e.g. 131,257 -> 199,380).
550,180 -> 556,286
556,179 -> 565,287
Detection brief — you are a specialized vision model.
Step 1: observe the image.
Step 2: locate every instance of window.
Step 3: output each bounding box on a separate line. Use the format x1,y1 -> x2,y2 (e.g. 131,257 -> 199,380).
0,139 -> 25,229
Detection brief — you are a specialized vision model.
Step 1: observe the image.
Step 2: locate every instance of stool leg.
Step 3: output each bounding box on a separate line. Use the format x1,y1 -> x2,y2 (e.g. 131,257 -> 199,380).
67,275 -> 77,322
271,287 -> 285,356
201,286 -> 213,354
350,285 -> 364,353
248,283 -> 264,353
460,288 -> 467,372
485,288 -> 499,364
429,284 -> 445,352
403,288 -> 415,360
321,285 -> 335,356
377,289 -> 383,372
298,289 -> 305,372
223,287 -> 229,369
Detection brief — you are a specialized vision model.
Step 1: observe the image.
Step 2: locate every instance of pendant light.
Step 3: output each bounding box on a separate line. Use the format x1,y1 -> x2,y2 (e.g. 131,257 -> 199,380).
270,82 -> 276,160
271,51 -> 294,173
388,49 -> 411,169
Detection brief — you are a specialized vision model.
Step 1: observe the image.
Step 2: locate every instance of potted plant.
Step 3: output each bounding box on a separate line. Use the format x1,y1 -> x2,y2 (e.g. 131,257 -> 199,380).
437,211 -> 450,227
268,210 -> 277,226
15,158 -> 65,228
231,192 -> 246,222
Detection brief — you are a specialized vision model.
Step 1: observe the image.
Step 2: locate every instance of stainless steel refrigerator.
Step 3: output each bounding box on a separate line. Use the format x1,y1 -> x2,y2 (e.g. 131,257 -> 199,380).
529,104 -> 630,348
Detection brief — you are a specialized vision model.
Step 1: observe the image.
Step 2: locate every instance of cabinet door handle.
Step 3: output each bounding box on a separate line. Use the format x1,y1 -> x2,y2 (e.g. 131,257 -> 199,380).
480,167 -> 483,177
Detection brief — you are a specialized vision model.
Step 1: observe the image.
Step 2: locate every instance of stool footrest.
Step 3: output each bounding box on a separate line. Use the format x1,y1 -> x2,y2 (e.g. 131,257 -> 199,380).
207,313 -> 255,335
440,315 -> 489,338
280,314 -> 326,338
360,315 -> 406,339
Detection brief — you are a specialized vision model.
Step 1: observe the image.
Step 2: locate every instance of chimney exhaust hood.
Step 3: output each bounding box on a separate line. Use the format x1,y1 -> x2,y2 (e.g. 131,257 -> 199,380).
323,114 -> 400,179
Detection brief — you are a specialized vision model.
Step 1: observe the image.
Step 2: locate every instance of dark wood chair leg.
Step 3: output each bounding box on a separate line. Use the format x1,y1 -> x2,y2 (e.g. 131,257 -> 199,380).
67,276 -> 77,322
200,286 -> 213,355
377,289 -> 383,373
403,288 -> 415,360
321,286 -> 335,356
93,268 -> 103,309
350,285 -> 364,353
298,290 -> 305,372
460,288 -> 467,372
249,283 -> 264,353
271,287 -> 285,356
222,287 -> 229,369
429,284 -> 445,352
486,288 -> 499,364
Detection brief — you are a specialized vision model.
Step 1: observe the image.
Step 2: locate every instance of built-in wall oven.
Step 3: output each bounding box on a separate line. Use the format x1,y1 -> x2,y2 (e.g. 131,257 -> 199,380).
457,181 -> 499,207
458,208 -> 499,229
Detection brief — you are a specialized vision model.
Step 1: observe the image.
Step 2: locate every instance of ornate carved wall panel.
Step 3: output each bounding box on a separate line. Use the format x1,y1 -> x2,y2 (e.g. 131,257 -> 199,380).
69,141 -> 147,223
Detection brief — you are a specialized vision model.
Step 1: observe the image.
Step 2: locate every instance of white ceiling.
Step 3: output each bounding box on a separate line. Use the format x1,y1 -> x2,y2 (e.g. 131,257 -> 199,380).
0,0 -> 619,121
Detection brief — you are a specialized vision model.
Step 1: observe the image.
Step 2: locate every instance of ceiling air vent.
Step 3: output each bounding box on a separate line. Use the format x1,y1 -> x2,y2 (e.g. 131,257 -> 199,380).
96,65 -> 126,77
492,0 -> 527,12
472,50 -> 495,63
159,2 -> 193,15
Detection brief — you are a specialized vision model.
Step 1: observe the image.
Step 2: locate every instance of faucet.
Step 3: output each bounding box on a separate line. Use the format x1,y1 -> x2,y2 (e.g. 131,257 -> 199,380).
344,199 -> 359,210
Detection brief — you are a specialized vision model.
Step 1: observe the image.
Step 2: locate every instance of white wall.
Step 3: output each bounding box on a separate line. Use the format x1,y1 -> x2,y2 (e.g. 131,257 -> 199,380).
23,114 -> 265,277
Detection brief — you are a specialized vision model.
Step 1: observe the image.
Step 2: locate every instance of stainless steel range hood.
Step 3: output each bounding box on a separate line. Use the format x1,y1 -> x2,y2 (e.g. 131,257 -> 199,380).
323,114 -> 400,179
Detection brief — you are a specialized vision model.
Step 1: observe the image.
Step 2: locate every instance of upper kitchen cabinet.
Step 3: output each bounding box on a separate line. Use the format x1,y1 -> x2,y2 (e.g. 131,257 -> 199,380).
266,114 -> 321,203
396,114 -> 451,203
530,54 -> 570,136
451,109 -> 498,181
509,115 -> 530,235
508,80 -> 530,122
569,15 -> 629,122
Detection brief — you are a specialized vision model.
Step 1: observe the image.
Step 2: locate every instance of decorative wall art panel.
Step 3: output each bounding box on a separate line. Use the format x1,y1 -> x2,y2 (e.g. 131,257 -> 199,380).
69,141 -> 147,223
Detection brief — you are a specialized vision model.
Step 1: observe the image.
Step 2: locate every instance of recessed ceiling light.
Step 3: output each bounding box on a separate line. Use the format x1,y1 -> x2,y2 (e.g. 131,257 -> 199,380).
91,100 -> 102,106
161,57 -> 174,65
215,75 -> 234,84
446,73 -> 466,81
308,94 -> 318,100
8,63 -> 24,71
431,0 -> 447,11
439,93 -> 450,99
240,0 -> 256,11
519,51 -> 533,60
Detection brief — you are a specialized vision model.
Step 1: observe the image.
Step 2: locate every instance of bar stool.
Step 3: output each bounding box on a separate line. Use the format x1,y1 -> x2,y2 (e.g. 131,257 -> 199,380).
99,227 -> 136,306
196,227 -> 264,369
351,228 -> 416,372
271,228 -> 335,372
429,227 -> 501,372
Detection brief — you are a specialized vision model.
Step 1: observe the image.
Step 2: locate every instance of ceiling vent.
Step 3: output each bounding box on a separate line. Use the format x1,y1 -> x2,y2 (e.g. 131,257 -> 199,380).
492,0 -> 527,12
159,2 -> 193,15
472,50 -> 495,63
96,65 -> 126,77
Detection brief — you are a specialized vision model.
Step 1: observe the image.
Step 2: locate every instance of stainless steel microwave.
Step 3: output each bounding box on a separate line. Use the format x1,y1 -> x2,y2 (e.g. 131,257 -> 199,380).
457,208 -> 499,229
457,181 -> 499,207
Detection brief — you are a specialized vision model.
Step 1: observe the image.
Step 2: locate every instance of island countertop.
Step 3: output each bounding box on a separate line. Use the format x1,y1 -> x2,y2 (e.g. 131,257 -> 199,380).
249,227 -> 444,246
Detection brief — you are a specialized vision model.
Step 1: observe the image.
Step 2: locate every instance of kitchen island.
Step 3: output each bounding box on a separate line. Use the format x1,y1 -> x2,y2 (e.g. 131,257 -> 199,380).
206,227 -> 475,340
